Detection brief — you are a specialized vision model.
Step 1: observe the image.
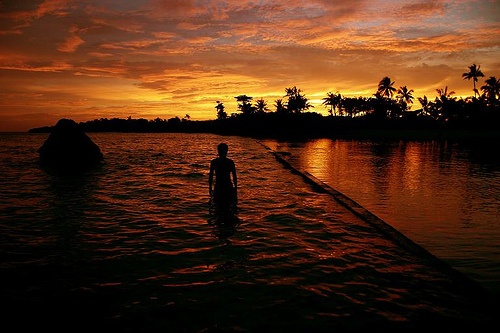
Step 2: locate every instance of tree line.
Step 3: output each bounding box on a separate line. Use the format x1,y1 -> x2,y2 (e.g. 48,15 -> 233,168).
29,63 -> 499,139
215,63 -> 499,123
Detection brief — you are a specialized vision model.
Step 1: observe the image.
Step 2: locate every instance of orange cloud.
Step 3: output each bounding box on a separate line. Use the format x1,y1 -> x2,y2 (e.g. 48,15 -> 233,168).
57,27 -> 85,53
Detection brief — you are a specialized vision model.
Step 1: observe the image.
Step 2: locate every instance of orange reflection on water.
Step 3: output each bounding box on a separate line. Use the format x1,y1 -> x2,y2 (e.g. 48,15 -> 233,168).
300,139 -> 332,177
295,139 -> 469,242
401,143 -> 422,191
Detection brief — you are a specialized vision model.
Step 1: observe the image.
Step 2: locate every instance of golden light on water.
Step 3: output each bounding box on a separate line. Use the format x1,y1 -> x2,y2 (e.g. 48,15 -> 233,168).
401,144 -> 423,192
301,139 -> 334,178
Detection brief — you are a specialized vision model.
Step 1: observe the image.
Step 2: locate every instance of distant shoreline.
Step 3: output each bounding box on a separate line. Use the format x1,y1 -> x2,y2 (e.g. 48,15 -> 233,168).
23,128 -> 500,144
26,113 -> 500,142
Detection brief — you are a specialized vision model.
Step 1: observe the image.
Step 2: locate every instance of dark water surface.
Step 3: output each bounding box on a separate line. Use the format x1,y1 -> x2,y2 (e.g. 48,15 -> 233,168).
261,138 -> 500,296
0,133 -> 497,332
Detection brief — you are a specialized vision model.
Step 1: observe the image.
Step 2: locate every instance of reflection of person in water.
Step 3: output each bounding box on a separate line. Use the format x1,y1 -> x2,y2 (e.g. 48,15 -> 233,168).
209,143 -> 237,207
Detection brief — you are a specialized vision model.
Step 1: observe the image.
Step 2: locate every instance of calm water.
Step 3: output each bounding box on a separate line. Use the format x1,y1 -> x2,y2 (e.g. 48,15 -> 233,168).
0,132 -> 497,331
260,138 -> 500,296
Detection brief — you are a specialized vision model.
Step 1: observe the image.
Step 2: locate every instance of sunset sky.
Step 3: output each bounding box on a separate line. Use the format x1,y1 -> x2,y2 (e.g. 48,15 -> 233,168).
1,0 -> 499,131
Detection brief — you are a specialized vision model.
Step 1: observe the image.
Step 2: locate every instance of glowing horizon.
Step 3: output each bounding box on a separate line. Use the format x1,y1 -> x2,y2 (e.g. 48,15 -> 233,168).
1,0 -> 499,131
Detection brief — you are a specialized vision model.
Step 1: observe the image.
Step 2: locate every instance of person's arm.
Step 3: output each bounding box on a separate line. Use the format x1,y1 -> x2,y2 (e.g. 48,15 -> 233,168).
209,161 -> 214,196
231,161 -> 237,191
232,170 -> 237,190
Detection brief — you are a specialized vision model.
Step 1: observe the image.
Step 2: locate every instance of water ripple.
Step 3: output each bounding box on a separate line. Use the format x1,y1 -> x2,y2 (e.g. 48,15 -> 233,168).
0,133 -> 495,331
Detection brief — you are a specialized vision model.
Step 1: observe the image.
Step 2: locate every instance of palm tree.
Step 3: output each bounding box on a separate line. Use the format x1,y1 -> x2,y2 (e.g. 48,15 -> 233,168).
284,86 -> 312,113
341,97 -> 358,117
274,99 -> 287,113
480,76 -> 500,105
434,86 -> 456,120
371,91 -> 388,119
235,95 -> 254,115
436,86 -> 456,101
215,101 -> 226,120
418,95 -> 431,117
396,86 -> 414,111
255,98 -> 269,113
462,63 -> 484,98
322,92 -> 342,116
377,76 -> 397,99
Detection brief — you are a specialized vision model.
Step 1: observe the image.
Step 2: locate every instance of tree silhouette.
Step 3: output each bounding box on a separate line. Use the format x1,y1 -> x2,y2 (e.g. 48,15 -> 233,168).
374,78 -> 399,119
435,86 -> 456,120
30,62 -> 500,137
322,92 -> 342,116
284,86 -> 313,113
462,64 -> 484,98
481,76 -> 500,106
341,97 -> 360,117
235,95 -> 254,115
377,77 -> 397,99
418,95 -> 432,117
274,99 -> 287,113
215,101 -> 227,120
397,86 -> 415,111
255,98 -> 269,113
372,92 -> 388,120
436,86 -> 456,100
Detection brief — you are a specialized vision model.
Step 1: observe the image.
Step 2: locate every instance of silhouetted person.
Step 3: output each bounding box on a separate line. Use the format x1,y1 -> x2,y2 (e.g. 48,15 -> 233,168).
209,143 -> 237,207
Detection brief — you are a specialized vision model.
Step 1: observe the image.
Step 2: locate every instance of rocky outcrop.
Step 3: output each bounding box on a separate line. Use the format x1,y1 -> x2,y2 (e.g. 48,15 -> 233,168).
38,118 -> 103,172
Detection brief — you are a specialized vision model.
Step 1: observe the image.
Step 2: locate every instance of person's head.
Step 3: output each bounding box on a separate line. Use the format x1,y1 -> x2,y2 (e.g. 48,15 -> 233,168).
217,143 -> 228,157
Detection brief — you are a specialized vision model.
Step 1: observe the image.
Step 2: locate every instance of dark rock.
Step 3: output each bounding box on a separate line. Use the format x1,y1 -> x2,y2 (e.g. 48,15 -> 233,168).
38,118 -> 103,172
